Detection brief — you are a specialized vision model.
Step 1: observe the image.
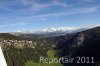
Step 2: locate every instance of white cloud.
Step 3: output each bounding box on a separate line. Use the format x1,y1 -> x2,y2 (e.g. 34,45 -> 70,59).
16,0 -> 34,6
26,7 -> 99,18
52,0 -> 71,7
77,0 -> 94,2
0,0 -> 98,16
16,0 -> 71,11
0,0 -> 99,18
72,7 -> 99,13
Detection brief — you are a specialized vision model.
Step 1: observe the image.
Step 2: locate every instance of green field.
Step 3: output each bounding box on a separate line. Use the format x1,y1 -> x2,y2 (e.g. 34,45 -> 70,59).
25,50 -> 63,66
25,61 -> 38,66
25,61 -> 63,66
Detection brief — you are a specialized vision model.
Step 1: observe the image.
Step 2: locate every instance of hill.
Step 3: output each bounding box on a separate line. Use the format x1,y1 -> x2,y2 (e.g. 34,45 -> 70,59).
1,27 -> 100,66
0,33 -> 19,40
55,27 -> 100,66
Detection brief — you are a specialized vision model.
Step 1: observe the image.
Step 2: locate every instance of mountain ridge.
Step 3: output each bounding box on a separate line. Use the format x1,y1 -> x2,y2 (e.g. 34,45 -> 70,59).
9,26 -> 94,38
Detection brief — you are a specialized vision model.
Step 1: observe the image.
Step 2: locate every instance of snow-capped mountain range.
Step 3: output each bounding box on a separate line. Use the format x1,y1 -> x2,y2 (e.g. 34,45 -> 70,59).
10,26 -> 94,36
42,27 -> 79,32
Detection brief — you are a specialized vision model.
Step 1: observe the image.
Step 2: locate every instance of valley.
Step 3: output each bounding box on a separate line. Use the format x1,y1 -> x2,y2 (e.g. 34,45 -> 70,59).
0,27 -> 100,66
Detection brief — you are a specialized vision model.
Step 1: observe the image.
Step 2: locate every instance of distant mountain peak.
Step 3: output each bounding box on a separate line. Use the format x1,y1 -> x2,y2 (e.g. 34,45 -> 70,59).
42,27 -> 79,32
9,26 -> 95,37
13,26 -> 95,34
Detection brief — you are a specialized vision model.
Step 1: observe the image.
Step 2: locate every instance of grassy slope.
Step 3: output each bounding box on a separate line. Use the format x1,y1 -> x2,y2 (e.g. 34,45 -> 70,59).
25,50 -> 63,66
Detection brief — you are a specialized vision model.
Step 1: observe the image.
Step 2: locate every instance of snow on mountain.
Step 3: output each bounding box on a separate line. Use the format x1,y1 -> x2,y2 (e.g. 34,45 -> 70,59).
42,27 -> 79,32
13,27 -> 80,34
10,26 -> 94,36
35,26 -> 93,34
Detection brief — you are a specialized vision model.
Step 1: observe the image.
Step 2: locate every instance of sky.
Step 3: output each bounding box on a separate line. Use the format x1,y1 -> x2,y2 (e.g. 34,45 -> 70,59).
0,0 -> 100,32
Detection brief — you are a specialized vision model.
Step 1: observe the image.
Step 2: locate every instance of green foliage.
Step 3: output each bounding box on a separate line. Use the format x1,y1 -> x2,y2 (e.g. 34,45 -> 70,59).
25,61 -> 63,66
47,50 -> 56,58
25,49 -> 63,66
25,61 -> 38,66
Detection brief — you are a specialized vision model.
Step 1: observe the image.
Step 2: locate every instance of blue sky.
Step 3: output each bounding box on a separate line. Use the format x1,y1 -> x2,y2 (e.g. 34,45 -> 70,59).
0,0 -> 100,32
